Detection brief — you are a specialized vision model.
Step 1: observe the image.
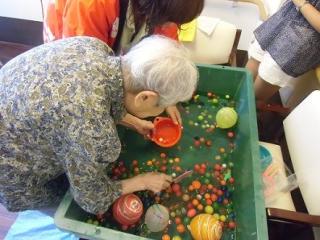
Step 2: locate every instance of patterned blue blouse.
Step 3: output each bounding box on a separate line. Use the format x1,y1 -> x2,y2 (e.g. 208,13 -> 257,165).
254,0 -> 320,77
0,37 -> 127,214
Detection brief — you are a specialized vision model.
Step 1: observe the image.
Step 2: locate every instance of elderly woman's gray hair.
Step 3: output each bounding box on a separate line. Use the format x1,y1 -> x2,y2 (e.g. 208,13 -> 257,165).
122,35 -> 198,107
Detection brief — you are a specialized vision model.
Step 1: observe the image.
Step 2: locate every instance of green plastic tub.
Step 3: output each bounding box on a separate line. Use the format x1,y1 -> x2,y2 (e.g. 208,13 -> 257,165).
54,64 -> 268,240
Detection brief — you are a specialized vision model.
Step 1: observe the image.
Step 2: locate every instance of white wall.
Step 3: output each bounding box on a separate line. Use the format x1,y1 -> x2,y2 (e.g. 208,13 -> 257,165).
0,0 -> 43,22
203,0 -> 261,50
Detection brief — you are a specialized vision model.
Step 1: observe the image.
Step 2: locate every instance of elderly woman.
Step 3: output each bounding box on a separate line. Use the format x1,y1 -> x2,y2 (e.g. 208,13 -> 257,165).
0,36 -> 198,214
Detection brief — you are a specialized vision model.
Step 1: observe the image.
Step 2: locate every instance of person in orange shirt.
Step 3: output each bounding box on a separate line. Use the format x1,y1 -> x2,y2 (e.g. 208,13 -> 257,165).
43,0 -> 204,126
44,0 -> 204,52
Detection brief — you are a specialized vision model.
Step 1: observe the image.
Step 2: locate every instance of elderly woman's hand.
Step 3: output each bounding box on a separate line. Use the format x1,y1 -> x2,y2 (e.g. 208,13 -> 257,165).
139,172 -> 173,193
134,119 -> 154,136
121,172 -> 173,194
120,113 -> 154,136
165,105 -> 182,125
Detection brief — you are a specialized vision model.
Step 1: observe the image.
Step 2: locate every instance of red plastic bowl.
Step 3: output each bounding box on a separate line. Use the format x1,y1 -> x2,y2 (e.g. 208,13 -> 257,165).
150,117 -> 182,148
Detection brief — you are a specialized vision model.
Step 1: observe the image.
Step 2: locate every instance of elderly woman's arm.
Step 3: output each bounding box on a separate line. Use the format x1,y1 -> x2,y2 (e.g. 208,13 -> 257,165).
119,113 -> 154,135
63,115 -> 125,213
64,114 -> 172,214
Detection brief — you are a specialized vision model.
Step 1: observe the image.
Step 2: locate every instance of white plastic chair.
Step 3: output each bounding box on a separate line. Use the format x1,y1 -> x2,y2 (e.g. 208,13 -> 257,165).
265,90 -> 320,239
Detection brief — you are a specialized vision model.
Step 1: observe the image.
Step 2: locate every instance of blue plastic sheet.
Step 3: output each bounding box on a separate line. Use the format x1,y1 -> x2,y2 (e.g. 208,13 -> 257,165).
5,210 -> 79,240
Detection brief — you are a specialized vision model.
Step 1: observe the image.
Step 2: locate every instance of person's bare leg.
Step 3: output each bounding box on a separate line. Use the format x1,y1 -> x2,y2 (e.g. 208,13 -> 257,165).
254,75 -> 280,103
246,57 -> 261,80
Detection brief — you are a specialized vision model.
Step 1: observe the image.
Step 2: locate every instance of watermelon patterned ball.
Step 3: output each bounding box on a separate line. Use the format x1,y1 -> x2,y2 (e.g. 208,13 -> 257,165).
112,194 -> 143,226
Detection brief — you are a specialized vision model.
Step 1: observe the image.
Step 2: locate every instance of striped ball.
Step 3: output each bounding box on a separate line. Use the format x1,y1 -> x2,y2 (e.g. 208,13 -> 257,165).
189,214 -> 222,240
112,194 -> 143,226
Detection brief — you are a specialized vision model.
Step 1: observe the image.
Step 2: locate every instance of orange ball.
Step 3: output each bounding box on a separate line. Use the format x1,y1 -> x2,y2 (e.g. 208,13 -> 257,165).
192,180 -> 201,189
176,224 -> 186,233
192,199 -> 200,206
162,234 -> 171,240
175,217 -> 182,225
197,204 -> 204,211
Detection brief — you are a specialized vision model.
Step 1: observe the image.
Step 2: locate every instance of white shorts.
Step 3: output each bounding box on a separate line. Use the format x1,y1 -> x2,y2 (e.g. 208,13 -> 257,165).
248,38 -> 295,87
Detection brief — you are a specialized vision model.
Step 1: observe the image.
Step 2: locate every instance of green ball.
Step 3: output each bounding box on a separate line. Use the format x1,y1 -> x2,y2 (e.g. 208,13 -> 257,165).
183,217 -> 190,225
198,115 -> 204,121
172,236 -> 182,240
216,107 -> 238,129
204,205 -> 214,214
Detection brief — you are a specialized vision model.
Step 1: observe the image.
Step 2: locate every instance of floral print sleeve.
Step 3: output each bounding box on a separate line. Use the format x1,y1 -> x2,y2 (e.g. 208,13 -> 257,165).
0,37 -> 126,213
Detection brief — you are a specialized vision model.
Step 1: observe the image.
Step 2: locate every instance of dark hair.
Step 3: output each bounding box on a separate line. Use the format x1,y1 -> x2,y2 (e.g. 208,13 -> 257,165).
132,0 -> 204,33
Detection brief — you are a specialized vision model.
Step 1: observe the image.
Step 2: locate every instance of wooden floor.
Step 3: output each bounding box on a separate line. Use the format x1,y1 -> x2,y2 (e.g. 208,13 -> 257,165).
0,204 -> 18,240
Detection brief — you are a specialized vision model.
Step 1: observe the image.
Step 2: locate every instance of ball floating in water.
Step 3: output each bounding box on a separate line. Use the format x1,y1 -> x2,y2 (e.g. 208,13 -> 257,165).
112,194 -> 143,226
145,204 -> 170,232
189,214 -> 222,240
216,107 -> 238,129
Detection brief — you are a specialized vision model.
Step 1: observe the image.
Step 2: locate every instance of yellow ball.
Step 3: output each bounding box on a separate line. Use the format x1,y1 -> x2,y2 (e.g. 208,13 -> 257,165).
216,107 -> 238,129
189,214 -> 222,240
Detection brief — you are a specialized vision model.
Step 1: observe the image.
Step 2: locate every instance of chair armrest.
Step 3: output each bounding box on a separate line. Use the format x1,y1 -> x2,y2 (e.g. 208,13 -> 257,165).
267,208 -> 320,227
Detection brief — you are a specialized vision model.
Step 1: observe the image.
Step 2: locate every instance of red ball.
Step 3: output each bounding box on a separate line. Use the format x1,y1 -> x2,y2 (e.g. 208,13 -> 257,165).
194,164 -> 201,172
160,153 -> 167,158
227,131 -> 235,138
194,140 -> 201,147
113,194 -> 143,226
229,177 -> 235,184
228,221 -> 236,229
187,208 -> 197,218
199,168 -> 206,175
172,183 -> 181,193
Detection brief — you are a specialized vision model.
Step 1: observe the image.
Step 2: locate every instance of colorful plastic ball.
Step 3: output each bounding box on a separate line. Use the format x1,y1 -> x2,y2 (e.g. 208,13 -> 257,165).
172,236 -> 182,240
176,223 -> 186,233
228,221 -> 236,229
162,234 -> 171,240
215,107 -> 238,129
227,131 -> 235,138
182,194 -> 190,202
160,153 -> 167,158
207,92 -> 214,98
229,212 -> 236,219
187,208 -> 197,218
183,216 -> 190,224
172,183 -> 181,193
205,205 -> 214,214
194,140 -> 201,147
189,214 -> 222,240
112,194 -> 143,226
220,215 -> 226,222
145,204 -> 170,232
175,217 -> 182,225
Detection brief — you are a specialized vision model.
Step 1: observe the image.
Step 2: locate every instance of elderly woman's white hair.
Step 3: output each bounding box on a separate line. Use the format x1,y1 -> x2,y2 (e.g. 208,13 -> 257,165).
122,35 -> 198,107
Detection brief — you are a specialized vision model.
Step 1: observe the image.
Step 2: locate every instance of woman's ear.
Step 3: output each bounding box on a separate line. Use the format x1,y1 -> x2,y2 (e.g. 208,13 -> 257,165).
134,91 -> 159,107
